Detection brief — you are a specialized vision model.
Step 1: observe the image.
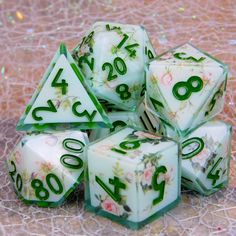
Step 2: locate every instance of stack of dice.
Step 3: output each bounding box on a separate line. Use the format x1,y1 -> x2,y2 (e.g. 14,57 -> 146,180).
7,22 -> 232,229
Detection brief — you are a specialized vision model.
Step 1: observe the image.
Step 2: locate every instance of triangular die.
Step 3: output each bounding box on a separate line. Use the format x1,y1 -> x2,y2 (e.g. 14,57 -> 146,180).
17,43 -> 111,131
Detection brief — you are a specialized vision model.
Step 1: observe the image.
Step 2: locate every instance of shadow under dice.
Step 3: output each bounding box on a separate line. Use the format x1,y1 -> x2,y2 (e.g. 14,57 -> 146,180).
6,131 -> 88,207
72,21 -> 156,111
85,127 -> 180,229
146,43 -> 228,135
180,120 -> 232,195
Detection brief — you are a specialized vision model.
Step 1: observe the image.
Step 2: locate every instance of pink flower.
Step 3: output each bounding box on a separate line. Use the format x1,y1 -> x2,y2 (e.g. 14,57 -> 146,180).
160,71 -> 173,86
141,166 -> 154,186
192,149 -> 210,165
101,198 -> 122,216
45,136 -> 58,146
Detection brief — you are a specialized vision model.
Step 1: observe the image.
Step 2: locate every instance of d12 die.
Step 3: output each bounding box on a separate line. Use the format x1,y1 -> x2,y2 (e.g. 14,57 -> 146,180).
146,43 -> 228,135
6,131 -> 88,207
180,120 -> 232,195
72,21 -> 156,111
85,127 -> 180,229
89,111 -> 144,141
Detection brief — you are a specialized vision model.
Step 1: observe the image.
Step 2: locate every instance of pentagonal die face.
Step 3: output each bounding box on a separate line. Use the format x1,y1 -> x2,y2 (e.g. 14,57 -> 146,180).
146,43 -> 228,135
72,21 -> 156,111
181,120 -> 232,195
85,127 -> 180,229
6,131 -> 88,207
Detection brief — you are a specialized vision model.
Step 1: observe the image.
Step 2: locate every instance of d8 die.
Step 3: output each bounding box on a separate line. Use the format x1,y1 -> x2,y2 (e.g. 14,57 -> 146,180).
72,21 -> 156,111
146,43 -> 228,135
179,120 -> 232,195
85,127 -> 180,229
6,131 -> 88,207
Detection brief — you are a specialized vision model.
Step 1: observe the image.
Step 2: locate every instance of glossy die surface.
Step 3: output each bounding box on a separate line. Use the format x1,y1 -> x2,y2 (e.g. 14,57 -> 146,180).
72,21 -> 156,111
85,127 -> 180,229
180,120 -> 232,195
146,43 -> 228,135
6,131 -> 88,207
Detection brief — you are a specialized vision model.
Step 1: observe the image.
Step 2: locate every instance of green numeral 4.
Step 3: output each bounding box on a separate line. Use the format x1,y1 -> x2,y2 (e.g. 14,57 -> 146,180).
207,157 -> 223,186
51,68 -> 68,95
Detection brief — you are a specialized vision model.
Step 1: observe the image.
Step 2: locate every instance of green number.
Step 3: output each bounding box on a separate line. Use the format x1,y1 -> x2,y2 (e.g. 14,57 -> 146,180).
31,179 -> 50,200
85,31 -> 94,44
173,52 -> 205,62
152,165 -> 167,205
205,89 -> 222,116
32,99 -> 57,121
116,84 -> 131,100
102,57 -> 127,81
207,157 -> 223,186
143,110 -> 157,132
182,137 -> 205,160
16,174 -> 23,192
150,97 -> 164,111
51,68 -> 68,95
78,55 -> 94,72
60,154 -> 83,169
111,147 -> 127,155
105,24 -> 121,31
95,176 -> 126,203
145,46 -> 154,60
172,76 -> 203,101
46,173 -> 63,195
63,138 -> 85,153
72,101 -> 97,122
125,43 -> 139,58
117,34 -> 129,49
110,120 -> 127,133
9,161 -> 16,182
140,83 -> 146,97
119,140 -> 140,150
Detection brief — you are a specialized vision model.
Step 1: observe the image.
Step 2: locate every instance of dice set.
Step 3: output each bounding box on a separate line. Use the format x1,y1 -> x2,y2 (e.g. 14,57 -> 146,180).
7,21 -> 231,229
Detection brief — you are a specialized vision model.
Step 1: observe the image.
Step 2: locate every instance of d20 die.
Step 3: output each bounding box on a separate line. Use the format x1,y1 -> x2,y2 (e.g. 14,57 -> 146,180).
180,120 -> 232,195
146,43 -> 228,135
6,131 -> 88,207
89,111 -> 144,141
85,127 -> 180,229
72,21 -> 156,111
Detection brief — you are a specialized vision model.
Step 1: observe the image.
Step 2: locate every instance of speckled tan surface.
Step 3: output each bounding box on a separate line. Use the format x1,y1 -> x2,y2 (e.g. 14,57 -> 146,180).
0,0 -> 236,235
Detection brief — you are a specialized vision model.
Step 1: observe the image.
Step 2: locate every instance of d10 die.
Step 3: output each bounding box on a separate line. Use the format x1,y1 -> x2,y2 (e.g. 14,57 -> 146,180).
6,131 -> 88,207
146,43 -> 228,135
85,127 -> 180,229
180,120 -> 232,195
72,21 -> 156,111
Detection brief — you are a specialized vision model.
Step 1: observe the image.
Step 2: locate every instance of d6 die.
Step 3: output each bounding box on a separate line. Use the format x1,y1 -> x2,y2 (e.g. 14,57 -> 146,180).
180,120 -> 231,195
72,21 -> 156,111
146,43 -> 228,135
6,131 -> 88,207
85,127 -> 180,229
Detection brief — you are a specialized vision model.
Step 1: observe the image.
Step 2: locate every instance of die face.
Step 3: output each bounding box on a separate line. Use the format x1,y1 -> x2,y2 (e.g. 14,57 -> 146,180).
146,43 -> 228,134
72,21 -> 156,111
6,131 -> 88,207
181,120 -> 232,195
85,127 -> 180,229
89,111 -> 144,142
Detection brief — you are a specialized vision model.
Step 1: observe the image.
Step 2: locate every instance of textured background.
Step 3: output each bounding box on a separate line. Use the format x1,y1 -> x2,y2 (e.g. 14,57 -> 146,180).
0,0 -> 236,235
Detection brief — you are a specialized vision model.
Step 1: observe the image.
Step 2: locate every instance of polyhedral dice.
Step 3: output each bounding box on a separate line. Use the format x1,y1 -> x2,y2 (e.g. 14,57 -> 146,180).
72,21 -> 156,111
180,120 -> 232,195
146,43 -> 228,135
6,131 -> 88,207
85,127 -> 180,229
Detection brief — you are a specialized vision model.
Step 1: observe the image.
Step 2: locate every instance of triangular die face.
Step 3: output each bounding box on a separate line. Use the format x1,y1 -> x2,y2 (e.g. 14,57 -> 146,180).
17,44 -> 111,131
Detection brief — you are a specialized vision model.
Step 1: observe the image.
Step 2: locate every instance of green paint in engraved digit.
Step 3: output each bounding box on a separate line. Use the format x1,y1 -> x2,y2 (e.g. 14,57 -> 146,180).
31,179 -> 50,200
207,157 -> 223,186
16,173 -> 23,192
110,120 -> 127,132
173,52 -> 205,62
145,46 -> 154,59
182,137 -> 205,160
116,84 -> 131,100
72,101 -> 97,122
111,147 -> 127,155
84,31 -> 94,44
95,176 -> 126,203
51,68 -> 68,95
46,173 -> 63,195
117,34 -> 129,49
32,99 -> 57,121
114,57 -> 127,75
102,62 -> 117,81
9,161 -> 16,182
150,97 -> 164,111
79,36 -> 86,49
119,140 -> 140,150
152,165 -> 167,206
60,154 -> 83,169
172,76 -> 203,101
125,43 -> 139,58
205,90 -> 221,116
63,138 -> 85,153
78,55 -> 94,72
140,83 -> 146,97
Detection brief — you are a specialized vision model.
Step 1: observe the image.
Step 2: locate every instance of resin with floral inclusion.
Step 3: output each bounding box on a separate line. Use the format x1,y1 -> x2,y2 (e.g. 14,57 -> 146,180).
72,21 -> 156,111
146,43 -> 228,135
6,131 -> 88,207
85,127 -> 180,229
16,43 -> 111,132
